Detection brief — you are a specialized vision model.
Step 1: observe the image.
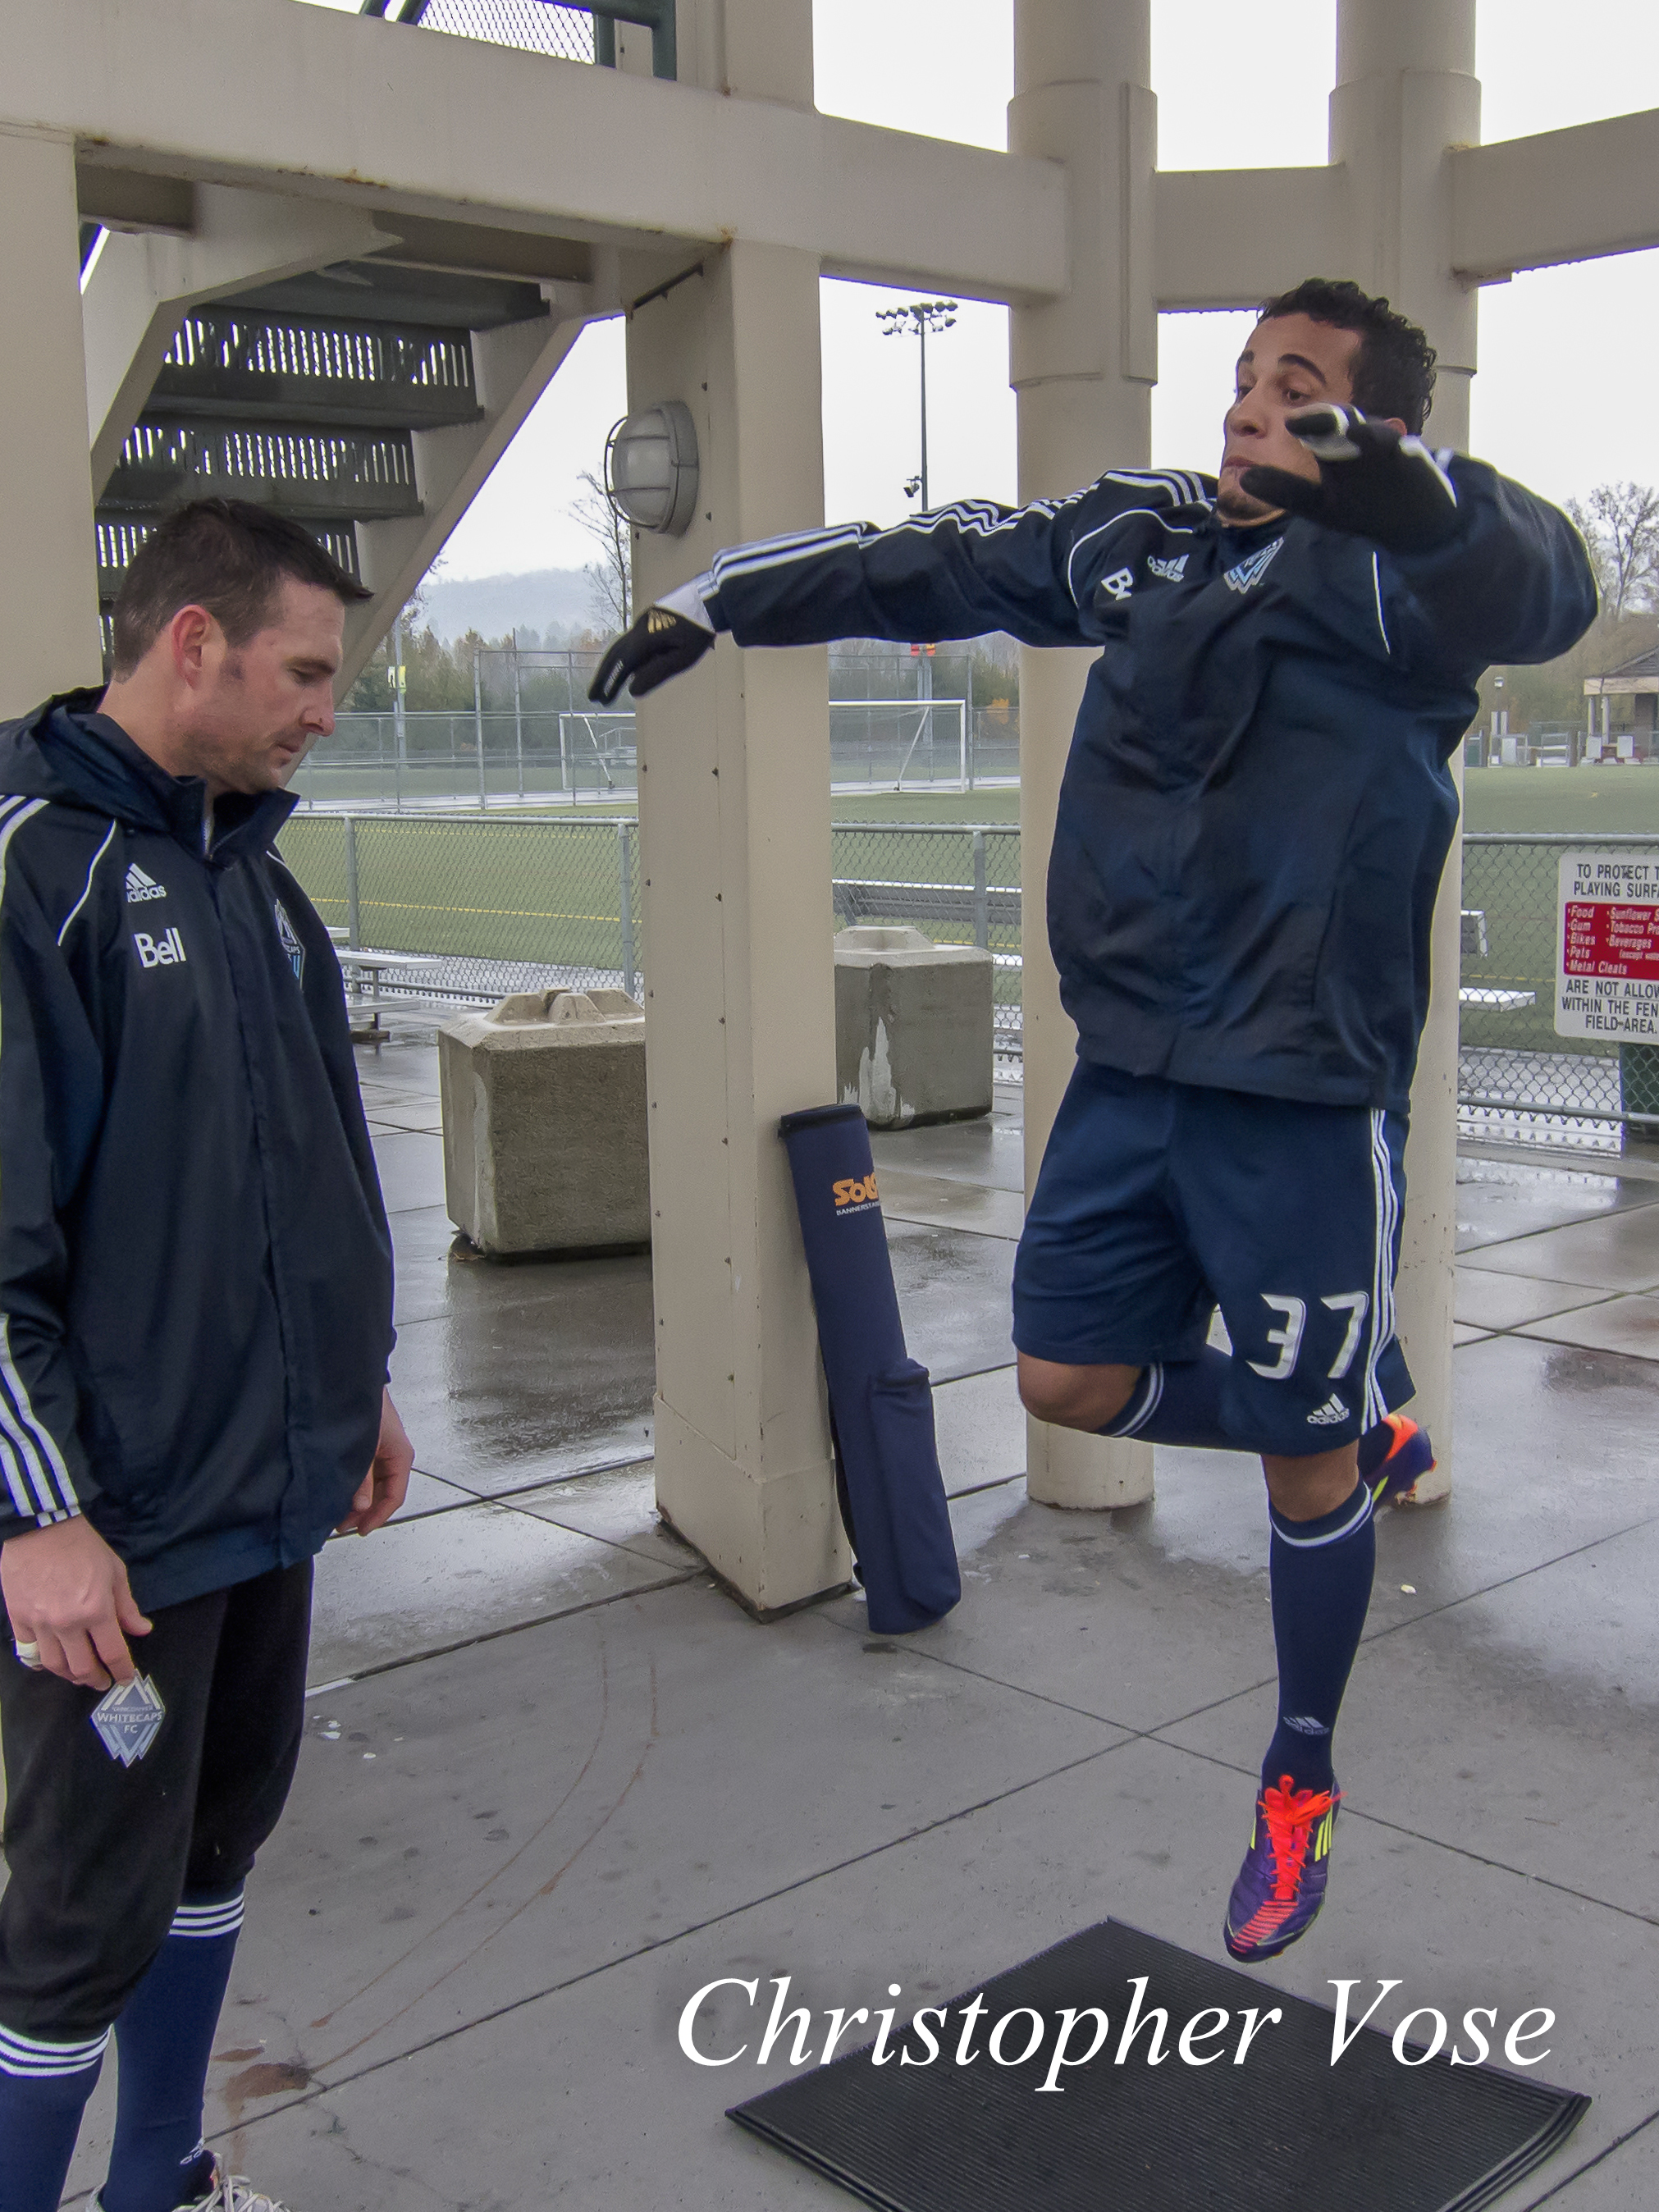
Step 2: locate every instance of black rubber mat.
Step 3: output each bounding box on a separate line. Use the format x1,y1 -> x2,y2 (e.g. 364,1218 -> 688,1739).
729,1920 -> 1588,2212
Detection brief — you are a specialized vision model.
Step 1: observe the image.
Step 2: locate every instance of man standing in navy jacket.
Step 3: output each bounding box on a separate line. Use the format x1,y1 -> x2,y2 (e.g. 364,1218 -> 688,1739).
592,279 -> 1597,1959
0,502 -> 411,2212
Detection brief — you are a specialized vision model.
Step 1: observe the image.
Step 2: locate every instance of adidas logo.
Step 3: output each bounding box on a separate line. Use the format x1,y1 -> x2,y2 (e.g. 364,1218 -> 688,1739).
1305,1393 -> 1349,1427
125,863 -> 167,903
1146,553 -> 1188,582
1223,537 -> 1284,595
1282,1714 -> 1330,1736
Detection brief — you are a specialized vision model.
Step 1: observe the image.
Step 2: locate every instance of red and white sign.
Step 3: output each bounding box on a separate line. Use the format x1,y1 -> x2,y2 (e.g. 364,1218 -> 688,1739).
1556,850 -> 1659,1040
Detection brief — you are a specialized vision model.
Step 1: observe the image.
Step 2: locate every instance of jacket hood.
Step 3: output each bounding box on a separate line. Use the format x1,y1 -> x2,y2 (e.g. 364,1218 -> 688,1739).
0,690 -> 297,850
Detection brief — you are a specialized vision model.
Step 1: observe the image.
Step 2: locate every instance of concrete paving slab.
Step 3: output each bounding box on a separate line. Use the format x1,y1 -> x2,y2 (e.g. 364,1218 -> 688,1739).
506,1461 -> 698,1569
1515,1294 -> 1659,1363
848,1332 -> 1659,1735
1529,2114 -> 1659,2208
1453,1322 -> 1495,1345
355,1040 -> 441,1096
369,1128 -> 449,1216
889,1218 -> 1016,1382
1455,1267 -> 1614,1332
386,1268 -> 656,1493
185,1735 -> 1647,2211
878,1166 -> 1025,1241
308,1500 -> 683,1686
162,1578 -> 1129,2132
1455,1211 -> 1659,1294
391,1206 -> 649,1334
870,1104 -> 1026,1194
931,1365 -> 1024,1496
364,1108 -> 446,1136
382,1469 -> 477,1521
1455,1159 -> 1659,1255
1155,1511 -> 1659,1922
820,1467 -> 1287,1736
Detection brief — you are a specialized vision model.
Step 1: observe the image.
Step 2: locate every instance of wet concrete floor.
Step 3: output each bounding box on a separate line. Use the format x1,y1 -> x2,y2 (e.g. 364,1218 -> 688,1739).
59,1035 -> 1659,2208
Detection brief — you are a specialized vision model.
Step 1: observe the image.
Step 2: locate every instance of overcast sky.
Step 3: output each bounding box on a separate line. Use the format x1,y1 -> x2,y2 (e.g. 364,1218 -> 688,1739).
301,0 -> 1659,577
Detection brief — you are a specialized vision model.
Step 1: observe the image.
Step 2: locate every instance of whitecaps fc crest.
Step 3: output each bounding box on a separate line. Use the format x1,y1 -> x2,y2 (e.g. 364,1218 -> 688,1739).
91,1675 -> 166,1766
1223,538 -> 1285,595
274,902 -> 305,982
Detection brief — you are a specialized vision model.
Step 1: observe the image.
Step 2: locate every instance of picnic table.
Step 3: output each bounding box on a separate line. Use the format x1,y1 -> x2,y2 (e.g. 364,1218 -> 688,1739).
336,946 -> 445,1036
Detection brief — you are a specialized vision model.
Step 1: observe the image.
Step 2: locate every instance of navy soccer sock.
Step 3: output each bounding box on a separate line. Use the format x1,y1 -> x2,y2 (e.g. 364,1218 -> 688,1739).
1261,1478 -> 1376,1796
101,1890 -> 245,2212
1099,1346 -> 1236,1451
0,2030 -> 107,2212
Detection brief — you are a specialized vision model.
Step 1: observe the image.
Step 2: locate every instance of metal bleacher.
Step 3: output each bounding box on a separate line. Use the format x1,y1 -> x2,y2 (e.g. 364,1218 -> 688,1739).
85,0 -> 677,658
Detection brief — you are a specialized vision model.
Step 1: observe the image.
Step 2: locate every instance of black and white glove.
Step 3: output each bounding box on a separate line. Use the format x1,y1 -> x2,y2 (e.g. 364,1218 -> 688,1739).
588,578 -> 716,703
1241,405 -> 1461,556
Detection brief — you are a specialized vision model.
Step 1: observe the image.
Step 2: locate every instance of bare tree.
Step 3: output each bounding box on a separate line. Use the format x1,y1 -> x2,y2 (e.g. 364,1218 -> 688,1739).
570,469 -> 632,635
1565,482 -> 1659,619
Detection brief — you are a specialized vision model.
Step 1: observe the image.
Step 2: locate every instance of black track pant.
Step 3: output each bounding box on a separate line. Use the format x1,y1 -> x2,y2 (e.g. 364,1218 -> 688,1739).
0,1561 -> 311,2041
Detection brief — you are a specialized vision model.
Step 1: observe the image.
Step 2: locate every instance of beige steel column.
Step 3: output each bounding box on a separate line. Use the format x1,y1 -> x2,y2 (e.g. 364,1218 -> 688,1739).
1010,0 -> 1156,1509
626,0 -> 847,1613
1332,0 -> 1478,1502
0,128 -> 101,713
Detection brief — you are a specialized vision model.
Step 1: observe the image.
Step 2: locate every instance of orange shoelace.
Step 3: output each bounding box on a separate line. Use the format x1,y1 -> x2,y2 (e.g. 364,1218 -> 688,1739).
1259,1775 -> 1338,1901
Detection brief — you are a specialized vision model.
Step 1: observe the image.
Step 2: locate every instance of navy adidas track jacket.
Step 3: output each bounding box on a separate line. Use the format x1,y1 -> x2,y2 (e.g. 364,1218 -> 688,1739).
0,694 -> 394,1610
703,461 -> 1597,1113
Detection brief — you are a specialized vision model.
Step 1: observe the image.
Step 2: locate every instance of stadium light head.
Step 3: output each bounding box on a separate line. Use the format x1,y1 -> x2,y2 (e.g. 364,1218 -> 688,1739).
603,400 -> 700,537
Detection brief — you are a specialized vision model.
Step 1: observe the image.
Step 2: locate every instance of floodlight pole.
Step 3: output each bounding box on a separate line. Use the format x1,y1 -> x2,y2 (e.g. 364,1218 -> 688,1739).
879,299 -> 958,740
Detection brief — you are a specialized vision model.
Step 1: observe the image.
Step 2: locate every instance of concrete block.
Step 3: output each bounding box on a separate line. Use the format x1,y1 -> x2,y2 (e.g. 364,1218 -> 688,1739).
834,925 -> 994,1129
438,989 -> 649,1256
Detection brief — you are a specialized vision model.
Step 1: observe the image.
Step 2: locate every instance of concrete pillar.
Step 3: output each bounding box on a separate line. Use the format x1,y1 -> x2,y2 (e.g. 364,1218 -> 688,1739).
1009,0 -> 1155,1510
0,128 -> 101,711
626,0 -> 849,1613
1331,0 -> 1479,1501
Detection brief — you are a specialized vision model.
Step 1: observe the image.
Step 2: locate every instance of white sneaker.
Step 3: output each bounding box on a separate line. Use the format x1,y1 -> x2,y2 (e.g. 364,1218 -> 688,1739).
89,2158 -> 292,2212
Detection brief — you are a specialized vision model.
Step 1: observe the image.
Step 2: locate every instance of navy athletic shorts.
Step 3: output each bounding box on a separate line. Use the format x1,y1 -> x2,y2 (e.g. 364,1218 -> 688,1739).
1012,1060 -> 1414,1456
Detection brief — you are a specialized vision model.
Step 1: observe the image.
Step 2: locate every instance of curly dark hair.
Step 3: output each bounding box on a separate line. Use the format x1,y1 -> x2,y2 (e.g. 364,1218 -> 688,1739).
1257,278 -> 1437,435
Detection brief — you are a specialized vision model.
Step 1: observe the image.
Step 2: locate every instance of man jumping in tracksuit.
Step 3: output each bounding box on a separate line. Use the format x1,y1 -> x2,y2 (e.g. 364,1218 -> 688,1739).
592,278 -> 1597,1959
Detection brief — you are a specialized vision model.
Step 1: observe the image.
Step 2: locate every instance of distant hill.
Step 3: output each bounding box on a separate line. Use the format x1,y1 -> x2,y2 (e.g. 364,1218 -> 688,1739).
417,567 -> 598,645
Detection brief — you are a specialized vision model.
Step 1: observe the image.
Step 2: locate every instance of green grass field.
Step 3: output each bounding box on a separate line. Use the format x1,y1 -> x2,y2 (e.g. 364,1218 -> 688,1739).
277,775 -> 1658,1042
1462,766 -> 1659,834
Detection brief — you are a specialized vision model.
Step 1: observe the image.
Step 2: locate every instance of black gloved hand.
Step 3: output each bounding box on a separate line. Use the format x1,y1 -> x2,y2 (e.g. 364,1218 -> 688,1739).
1240,405 -> 1461,556
588,606 -> 714,704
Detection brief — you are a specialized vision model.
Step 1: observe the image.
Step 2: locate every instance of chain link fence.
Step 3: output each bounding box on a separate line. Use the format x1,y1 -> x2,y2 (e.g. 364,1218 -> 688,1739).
1459,833 -> 1659,1144
279,812 -> 643,1004
295,704 -> 1020,810
275,814 -> 1659,1136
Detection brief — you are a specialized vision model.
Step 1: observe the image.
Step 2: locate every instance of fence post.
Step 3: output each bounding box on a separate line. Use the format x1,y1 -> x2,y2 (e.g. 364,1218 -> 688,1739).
344,814 -> 361,948
513,632 -> 524,800
473,649 -> 487,811
972,827 -> 989,950
618,820 -> 637,999
391,606 -> 406,813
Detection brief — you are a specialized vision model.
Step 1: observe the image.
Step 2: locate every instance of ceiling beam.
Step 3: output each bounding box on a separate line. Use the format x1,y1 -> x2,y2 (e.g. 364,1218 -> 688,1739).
12,0 -> 1067,305
1451,108 -> 1659,278
1154,164 -> 1347,312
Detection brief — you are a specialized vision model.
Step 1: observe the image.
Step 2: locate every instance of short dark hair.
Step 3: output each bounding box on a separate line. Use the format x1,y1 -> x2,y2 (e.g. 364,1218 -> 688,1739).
109,498 -> 371,678
1256,278 -> 1437,435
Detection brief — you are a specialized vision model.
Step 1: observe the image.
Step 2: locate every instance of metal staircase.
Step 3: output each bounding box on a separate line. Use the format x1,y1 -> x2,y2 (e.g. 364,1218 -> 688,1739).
85,0 -> 675,660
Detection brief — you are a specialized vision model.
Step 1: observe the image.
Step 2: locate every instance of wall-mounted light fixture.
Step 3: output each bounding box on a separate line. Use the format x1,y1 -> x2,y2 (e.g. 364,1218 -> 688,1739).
603,400 -> 700,536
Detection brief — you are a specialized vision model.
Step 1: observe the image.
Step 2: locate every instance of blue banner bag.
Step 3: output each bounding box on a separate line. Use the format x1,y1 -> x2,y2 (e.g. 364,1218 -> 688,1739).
779,1104 -> 961,1634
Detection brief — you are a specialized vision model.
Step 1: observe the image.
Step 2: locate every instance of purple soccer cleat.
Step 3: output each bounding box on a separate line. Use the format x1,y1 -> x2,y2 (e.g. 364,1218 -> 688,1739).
1361,1411 -> 1436,1508
1223,1775 -> 1341,1963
